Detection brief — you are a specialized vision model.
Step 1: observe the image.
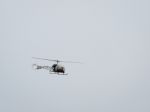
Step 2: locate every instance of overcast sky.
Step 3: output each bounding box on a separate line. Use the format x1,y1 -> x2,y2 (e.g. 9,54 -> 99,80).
0,0 -> 150,112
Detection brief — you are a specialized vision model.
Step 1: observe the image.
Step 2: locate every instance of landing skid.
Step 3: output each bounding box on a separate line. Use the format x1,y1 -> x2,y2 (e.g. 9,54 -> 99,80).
49,72 -> 68,75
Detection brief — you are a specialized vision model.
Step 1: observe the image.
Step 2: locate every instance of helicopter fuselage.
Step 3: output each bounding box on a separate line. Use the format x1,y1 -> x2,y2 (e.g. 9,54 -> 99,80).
52,64 -> 65,73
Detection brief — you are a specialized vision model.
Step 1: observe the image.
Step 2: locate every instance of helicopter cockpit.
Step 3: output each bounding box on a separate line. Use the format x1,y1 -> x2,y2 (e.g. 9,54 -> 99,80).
52,64 -> 57,71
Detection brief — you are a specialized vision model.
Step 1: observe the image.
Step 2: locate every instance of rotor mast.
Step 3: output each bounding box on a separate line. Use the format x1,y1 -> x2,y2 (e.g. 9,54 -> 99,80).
56,60 -> 59,64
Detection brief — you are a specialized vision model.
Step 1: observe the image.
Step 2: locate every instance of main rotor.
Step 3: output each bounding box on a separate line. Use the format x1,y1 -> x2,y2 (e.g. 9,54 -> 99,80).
32,57 -> 82,64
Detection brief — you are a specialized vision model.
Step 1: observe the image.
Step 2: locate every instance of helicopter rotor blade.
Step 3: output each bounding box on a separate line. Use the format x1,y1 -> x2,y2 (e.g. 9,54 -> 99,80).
32,57 -> 82,64
32,57 -> 58,62
59,60 -> 82,64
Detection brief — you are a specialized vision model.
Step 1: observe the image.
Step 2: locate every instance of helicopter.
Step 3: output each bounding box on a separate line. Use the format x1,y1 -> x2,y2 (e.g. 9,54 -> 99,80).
32,57 -> 81,75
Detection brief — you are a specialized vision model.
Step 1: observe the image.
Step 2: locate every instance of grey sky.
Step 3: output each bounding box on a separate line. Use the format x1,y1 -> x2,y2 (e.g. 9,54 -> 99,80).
0,0 -> 150,112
